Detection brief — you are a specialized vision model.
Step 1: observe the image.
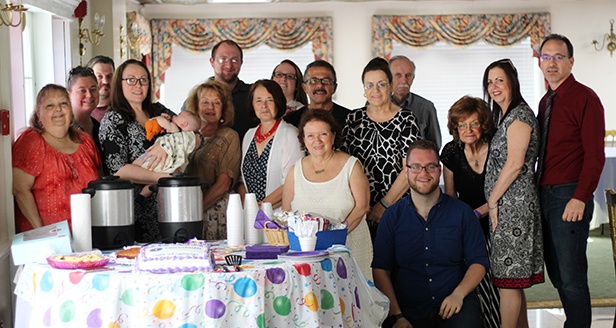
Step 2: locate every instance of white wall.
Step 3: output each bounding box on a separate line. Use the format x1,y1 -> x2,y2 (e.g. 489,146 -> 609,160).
143,0 -> 616,129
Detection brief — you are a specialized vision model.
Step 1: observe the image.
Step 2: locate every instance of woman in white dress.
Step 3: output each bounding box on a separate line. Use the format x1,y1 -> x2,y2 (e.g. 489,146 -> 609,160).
282,110 -> 373,280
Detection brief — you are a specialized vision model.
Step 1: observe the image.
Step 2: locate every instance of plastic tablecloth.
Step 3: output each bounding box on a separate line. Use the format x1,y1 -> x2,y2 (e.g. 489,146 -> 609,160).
591,147 -> 616,230
14,246 -> 388,328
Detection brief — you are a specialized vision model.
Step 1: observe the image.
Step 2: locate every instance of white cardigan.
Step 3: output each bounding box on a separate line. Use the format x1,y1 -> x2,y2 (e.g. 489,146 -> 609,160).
240,120 -> 304,199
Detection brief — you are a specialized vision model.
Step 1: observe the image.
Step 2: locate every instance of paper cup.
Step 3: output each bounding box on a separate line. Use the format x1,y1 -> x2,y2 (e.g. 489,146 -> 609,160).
298,236 -> 317,252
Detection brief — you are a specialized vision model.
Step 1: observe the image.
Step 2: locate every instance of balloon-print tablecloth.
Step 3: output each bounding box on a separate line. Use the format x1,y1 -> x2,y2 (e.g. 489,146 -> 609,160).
14,247 -> 388,327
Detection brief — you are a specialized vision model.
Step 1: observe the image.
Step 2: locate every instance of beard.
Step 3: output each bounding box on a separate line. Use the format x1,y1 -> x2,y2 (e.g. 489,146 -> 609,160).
409,178 -> 439,196
218,72 -> 238,85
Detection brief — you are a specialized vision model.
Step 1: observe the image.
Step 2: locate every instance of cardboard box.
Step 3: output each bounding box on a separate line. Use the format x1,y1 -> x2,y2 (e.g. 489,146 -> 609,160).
11,221 -> 72,265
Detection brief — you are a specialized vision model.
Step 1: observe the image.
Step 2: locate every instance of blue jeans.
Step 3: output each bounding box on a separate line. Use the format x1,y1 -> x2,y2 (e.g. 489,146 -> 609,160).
541,182 -> 593,328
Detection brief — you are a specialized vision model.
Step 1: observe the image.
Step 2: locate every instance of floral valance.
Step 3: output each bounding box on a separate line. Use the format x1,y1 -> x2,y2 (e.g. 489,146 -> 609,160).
151,17 -> 333,99
127,11 -> 152,59
372,13 -> 551,59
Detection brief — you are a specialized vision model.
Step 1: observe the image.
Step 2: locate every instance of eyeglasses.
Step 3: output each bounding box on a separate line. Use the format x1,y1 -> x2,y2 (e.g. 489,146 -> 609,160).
273,72 -> 297,81
304,77 -> 335,85
457,121 -> 481,131
364,81 -> 390,90
216,57 -> 241,65
122,77 -> 149,86
539,54 -> 568,62
406,163 -> 440,174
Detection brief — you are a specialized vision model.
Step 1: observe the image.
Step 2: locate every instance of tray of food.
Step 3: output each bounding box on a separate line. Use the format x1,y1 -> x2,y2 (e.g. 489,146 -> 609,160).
47,251 -> 109,270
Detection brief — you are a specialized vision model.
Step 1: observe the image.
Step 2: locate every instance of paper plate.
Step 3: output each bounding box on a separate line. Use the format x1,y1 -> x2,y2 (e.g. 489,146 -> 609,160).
47,256 -> 109,270
278,251 -> 328,263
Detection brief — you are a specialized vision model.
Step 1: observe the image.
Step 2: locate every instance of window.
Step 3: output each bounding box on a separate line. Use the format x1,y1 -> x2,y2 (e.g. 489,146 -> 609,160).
392,37 -> 545,147
160,42 -> 316,113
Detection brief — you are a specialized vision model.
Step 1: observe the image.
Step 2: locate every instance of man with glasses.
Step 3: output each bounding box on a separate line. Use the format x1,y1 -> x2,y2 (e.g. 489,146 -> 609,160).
389,55 -> 442,149
373,139 -> 487,328
86,55 -> 115,122
283,60 -> 349,129
537,34 -> 605,328
209,40 -> 254,140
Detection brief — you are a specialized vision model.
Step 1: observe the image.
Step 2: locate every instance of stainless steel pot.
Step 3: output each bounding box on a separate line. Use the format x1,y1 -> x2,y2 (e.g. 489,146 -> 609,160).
151,174 -> 204,223
83,176 -> 134,227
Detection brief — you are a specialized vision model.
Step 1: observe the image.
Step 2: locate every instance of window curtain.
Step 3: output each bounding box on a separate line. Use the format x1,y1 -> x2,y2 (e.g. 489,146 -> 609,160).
150,17 -> 333,99
372,13 -> 551,59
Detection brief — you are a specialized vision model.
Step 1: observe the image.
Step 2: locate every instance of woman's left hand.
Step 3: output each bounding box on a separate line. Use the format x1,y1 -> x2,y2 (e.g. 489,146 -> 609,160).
489,205 -> 498,232
143,144 -> 168,171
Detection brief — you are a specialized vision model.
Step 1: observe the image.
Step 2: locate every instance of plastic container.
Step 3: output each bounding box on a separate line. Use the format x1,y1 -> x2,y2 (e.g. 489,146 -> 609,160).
287,228 -> 348,251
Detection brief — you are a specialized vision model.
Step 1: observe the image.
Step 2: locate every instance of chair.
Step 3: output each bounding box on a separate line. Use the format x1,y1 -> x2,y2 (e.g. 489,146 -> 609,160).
606,188 -> 616,328
606,130 -> 616,147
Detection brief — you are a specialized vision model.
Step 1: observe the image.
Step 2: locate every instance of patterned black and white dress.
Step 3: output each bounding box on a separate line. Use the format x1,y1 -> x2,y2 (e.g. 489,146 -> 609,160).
342,107 -> 420,238
242,139 -> 273,202
484,103 -> 544,289
99,105 -> 174,243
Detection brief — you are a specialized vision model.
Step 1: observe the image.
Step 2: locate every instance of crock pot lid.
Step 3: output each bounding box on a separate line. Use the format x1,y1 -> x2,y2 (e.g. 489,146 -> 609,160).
87,176 -> 134,190
157,175 -> 201,186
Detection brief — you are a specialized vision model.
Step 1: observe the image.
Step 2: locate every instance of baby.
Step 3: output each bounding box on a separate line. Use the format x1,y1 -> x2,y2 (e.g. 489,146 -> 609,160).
134,111 -> 202,174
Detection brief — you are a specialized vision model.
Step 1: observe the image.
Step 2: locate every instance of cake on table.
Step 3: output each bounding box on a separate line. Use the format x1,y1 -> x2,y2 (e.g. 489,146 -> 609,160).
135,243 -> 214,273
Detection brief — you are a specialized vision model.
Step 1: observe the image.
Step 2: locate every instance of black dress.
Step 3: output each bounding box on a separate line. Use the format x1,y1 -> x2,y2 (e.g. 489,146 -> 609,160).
441,140 -> 501,328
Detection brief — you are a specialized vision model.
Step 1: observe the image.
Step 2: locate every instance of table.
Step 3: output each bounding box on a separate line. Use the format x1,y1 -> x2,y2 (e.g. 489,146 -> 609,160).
14,245 -> 388,327
590,147 -> 616,230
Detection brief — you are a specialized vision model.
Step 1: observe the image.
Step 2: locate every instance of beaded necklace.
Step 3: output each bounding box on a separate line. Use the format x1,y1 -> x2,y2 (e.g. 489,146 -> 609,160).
254,118 -> 282,143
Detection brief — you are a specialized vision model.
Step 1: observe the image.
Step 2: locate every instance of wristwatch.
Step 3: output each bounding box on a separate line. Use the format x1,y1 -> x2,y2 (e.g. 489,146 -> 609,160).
392,313 -> 405,321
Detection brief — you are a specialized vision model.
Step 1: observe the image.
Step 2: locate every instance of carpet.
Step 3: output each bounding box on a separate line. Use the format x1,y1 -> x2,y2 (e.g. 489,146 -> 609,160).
525,227 -> 616,309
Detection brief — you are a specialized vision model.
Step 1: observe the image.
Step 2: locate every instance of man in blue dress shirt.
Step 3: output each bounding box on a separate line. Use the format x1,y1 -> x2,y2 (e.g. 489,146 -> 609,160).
372,139 -> 488,328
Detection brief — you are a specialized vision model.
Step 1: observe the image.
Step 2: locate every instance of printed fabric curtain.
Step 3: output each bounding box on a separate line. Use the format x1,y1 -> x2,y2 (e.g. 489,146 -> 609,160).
127,11 -> 153,60
372,13 -> 551,59
151,17 -> 333,99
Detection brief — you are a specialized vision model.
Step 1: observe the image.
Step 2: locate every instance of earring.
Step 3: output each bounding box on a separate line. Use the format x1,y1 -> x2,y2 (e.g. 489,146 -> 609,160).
391,91 -> 394,96
219,118 -> 224,123
363,93 -> 366,98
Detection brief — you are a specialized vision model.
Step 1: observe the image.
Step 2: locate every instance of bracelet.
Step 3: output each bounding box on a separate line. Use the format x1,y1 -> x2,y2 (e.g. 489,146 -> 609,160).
379,198 -> 391,209
392,313 -> 405,322
474,209 -> 482,218
488,203 -> 498,210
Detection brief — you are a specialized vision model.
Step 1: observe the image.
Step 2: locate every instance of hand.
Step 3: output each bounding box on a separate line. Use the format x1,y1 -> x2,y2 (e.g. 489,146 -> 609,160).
562,198 -> 585,222
439,293 -> 464,319
489,205 -> 498,233
144,143 -> 168,171
368,203 -> 386,224
393,317 -> 413,328
160,113 -> 171,120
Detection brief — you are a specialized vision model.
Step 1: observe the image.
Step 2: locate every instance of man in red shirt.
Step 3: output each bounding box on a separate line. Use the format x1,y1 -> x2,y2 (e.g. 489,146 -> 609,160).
537,34 -> 605,328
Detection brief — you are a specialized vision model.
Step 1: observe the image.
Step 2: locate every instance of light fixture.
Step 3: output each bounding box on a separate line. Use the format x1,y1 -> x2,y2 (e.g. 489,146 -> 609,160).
0,2 -> 28,30
120,23 -> 139,59
593,19 -> 616,57
79,12 -> 105,60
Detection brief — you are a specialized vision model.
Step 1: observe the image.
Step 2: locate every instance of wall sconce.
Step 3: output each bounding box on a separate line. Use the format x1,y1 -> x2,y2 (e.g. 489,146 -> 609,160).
592,19 -> 616,57
78,12 -> 105,62
0,3 -> 28,30
120,23 -> 139,59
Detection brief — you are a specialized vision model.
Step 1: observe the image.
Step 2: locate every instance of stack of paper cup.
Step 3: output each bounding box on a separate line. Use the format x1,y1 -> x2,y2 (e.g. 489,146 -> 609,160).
226,194 -> 244,247
244,193 -> 261,245
70,193 -> 92,252
260,202 -> 273,242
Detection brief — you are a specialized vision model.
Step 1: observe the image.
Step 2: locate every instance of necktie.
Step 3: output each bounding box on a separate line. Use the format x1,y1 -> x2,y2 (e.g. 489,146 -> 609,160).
536,90 -> 556,185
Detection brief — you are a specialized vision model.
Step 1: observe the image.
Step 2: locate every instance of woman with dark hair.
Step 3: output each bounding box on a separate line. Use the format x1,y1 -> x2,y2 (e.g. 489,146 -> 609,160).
271,59 -> 308,115
342,57 -> 420,240
238,79 -> 303,208
99,59 -> 174,243
282,110 -> 373,279
441,95 -> 500,327
13,84 -> 100,232
482,59 -> 544,328
184,79 -> 241,240
67,66 -> 100,147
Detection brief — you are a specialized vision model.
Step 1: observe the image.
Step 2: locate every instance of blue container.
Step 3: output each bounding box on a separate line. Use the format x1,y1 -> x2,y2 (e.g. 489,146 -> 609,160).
287,228 -> 348,251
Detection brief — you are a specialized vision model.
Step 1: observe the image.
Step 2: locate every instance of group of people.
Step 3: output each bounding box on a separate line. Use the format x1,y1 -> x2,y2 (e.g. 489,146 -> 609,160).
11,33 -> 605,328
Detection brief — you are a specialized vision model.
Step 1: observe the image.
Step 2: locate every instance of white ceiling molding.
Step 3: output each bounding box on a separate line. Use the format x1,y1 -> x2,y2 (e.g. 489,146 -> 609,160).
23,0 -> 82,20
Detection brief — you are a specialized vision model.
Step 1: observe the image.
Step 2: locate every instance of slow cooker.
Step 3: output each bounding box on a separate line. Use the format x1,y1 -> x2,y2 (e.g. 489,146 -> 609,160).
151,174 -> 204,243
83,176 -> 135,250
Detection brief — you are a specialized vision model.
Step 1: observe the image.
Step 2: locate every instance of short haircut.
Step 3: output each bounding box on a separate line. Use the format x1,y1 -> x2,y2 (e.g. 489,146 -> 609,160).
447,95 -> 494,143
540,33 -> 574,57
389,55 -> 416,71
406,139 -> 440,163
29,84 -> 80,142
297,109 -> 343,152
246,79 -> 286,121
86,55 -> 115,70
67,66 -> 97,91
361,57 -> 393,83
185,78 -> 235,128
211,40 -> 243,61
304,60 -> 337,84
